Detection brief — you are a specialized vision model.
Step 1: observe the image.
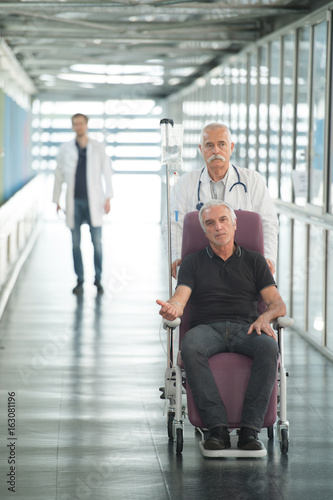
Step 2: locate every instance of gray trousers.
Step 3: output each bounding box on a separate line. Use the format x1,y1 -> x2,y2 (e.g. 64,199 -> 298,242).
181,321 -> 279,432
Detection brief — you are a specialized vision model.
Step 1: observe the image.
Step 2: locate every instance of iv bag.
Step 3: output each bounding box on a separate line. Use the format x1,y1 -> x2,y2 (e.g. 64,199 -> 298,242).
160,123 -> 183,169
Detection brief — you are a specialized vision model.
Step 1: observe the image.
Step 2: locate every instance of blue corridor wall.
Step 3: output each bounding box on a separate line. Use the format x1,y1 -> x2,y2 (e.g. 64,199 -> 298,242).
1,92 -> 32,204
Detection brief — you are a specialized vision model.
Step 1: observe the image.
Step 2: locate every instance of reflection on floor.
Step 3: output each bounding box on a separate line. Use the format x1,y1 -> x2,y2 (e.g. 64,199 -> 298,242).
0,218 -> 333,500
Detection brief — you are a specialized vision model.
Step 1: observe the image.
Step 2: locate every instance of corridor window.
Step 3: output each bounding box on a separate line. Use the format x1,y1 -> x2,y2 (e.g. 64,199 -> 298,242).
230,66 -> 239,157
294,27 -> 310,206
248,52 -> 257,171
292,220 -> 307,329
280,34 -> 295,203
238,60 -> 247,165
327,231 -> 333,352
258,46 -> 269,179
310,21 -> 327,208
112,160 -> 160,172
277,214 -> 291,311
268,40 -> 281,198
31,99 -> 161,171
308,225 -> 325,345
110,174 -> 161,224
221,67 -> 231,129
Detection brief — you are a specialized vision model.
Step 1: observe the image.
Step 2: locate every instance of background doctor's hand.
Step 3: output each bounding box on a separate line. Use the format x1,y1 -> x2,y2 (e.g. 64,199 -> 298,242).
104,198 -> 111,214
171,259 -> 182,279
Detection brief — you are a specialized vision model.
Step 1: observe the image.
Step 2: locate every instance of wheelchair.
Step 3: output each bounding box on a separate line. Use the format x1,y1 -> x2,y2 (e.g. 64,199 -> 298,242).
160,210 -> 293,458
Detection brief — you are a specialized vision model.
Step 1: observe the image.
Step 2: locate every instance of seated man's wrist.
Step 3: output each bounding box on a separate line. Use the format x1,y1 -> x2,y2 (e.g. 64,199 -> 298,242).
168,301 -> 183,312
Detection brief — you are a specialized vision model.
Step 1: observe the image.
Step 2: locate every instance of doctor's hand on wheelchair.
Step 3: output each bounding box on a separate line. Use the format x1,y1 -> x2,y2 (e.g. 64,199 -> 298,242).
171,259 -> 182,279
266,258 -> 275,275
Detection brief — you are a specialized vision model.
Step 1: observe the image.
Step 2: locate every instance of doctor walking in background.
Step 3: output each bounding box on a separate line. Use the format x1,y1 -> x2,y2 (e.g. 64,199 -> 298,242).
53,113 -> 113,295
161,122 -> 278,278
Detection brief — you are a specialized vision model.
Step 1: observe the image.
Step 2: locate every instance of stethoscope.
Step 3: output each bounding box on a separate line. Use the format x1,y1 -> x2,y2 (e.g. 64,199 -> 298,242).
196,165 -> 247,210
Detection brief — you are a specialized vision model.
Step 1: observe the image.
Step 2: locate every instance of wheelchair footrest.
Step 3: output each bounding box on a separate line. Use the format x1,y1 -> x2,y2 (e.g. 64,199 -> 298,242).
198,433 -> 267,458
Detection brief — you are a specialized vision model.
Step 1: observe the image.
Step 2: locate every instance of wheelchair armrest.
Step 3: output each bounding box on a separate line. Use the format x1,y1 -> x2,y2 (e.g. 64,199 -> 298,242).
163,318 -> 181,330
273,316 -> 294,330
163,316 -> 293,331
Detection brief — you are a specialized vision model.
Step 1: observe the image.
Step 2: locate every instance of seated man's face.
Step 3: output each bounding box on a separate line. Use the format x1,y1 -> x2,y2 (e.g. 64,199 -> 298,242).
202,205 -> 236,249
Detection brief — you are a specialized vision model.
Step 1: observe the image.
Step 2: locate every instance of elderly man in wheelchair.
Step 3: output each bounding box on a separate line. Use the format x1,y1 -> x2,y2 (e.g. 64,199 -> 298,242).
157,200 -> 286,452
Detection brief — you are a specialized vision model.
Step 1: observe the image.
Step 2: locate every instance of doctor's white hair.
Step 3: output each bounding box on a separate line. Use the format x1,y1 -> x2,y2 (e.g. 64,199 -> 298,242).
199,200 -> 237,232
199,123 -> 232,146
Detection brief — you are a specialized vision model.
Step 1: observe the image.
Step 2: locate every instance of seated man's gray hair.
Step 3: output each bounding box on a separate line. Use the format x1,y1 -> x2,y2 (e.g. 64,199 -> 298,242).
199,200 -> 237,231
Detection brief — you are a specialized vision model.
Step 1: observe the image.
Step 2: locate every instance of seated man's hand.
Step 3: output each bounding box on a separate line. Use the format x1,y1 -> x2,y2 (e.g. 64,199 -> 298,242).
247,316 -> 276,341
156,299 -> 180,321
171,259 -> 182,279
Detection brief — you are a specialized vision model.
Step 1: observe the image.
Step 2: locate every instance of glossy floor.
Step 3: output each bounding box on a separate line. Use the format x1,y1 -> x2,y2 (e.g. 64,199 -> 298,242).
0,217 -> 333,500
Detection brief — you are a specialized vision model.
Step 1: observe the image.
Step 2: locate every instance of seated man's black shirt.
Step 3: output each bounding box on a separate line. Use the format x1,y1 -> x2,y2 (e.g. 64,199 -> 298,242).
177,245 -> 276,329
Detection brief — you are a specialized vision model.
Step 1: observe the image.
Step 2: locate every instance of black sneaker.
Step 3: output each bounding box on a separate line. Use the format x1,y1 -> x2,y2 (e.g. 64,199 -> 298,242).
94,280 -> 104,294
72,282 -> 83,295
237,427 -> 264,450
204,426 -> 231,450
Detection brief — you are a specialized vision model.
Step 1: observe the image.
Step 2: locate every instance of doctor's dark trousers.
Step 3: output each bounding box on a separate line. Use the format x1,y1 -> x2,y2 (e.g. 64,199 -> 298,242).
71,198 -> 102,283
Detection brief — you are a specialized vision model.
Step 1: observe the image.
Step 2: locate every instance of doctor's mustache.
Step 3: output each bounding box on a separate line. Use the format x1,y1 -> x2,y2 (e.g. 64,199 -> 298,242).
207,154 -> 226,163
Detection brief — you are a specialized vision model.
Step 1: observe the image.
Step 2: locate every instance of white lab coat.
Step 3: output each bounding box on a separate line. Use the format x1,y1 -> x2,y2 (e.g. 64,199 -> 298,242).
161,164 -> 278,265
53,138 -> 113,229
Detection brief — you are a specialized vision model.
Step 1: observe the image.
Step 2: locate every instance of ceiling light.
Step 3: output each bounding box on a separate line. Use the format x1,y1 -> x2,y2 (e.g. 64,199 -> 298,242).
168,78 -> 181,86
70,64 -> 163,76
146,59 -> 164,64
196,77 -> 206,87
57,73 -> 164,85
79,83 -> 95,89
170,67 -> 195,77
39,74 -> 55,81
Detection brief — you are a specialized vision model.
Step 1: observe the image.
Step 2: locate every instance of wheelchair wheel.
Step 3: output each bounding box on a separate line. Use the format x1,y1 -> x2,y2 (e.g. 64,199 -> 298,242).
167,412 -> 175,439
267,425 -> 274,440
176,428 -> 183,454
280,428 -> 289,454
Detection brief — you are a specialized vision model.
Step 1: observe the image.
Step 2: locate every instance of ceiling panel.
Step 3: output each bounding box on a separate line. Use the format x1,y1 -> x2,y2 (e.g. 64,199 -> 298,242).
0,0 -> 311,99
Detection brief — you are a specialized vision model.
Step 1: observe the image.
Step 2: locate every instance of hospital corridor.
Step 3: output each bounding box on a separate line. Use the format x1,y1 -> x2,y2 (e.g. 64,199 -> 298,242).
0,192 -> 332,499
1,0 -> 333,499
